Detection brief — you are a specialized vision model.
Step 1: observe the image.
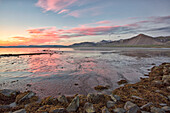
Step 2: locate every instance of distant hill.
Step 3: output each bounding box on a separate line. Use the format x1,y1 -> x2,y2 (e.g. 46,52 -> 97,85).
71,34 -> 170,47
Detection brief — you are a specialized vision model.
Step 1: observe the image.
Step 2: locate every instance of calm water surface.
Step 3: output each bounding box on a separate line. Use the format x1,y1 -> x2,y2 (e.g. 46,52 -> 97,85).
0,47 -> 170,98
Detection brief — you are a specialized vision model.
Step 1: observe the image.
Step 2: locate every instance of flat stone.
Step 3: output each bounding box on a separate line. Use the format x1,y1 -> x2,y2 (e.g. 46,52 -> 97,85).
0,89 -> 17,96
57,95 -> 68,103
9,102 -> 17,108
140,102 -> 153,109
150,107 -> 165,113
66,96 -> 79,112
102,108 -> 110,113
162,106 -> 170,112
124,101 -> 139,113
84,102 -> 95,113
50,108 -> 65,113
131,95 -> 143,100
159,103 -> 167,106
106,101 -> 115,108
110,94 -> 120,102
113,108 -> 126,113
12,109 -> 26,113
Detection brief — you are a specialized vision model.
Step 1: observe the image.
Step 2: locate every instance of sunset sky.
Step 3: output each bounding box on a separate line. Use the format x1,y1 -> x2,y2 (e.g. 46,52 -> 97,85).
0,0 -> 170,46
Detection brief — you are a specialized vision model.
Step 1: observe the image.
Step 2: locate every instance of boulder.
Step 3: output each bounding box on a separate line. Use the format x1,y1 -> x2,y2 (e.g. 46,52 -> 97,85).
113,108 -> 126,113
66,96 -> 79,112
84,102 -> 95,113
102,108 -> 110,113
110,94 -> 120,102
124,101 -> 139,113
15,91 -> 35,104
12,109 -> 26,113
106,101 -> 115,108
0,89 -> 17,96
150,107 -> 165,113
57,95 -> 68,103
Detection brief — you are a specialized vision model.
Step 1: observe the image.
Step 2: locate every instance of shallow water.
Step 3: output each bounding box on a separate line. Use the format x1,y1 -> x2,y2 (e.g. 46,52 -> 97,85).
0,47 -> 170,98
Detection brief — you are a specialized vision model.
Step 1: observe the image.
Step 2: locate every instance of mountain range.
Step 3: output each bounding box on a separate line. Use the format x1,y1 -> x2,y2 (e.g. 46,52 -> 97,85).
71,34 -> 170,47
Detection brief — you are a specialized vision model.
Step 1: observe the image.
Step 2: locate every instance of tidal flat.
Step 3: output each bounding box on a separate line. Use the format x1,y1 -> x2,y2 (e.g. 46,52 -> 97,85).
0,47 -> 170,98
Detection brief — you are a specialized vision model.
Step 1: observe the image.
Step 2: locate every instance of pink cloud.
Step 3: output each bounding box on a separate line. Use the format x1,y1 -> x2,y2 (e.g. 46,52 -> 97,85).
95,20 -> 111,24
36,0 -> 77,13
58,9 -> 69,14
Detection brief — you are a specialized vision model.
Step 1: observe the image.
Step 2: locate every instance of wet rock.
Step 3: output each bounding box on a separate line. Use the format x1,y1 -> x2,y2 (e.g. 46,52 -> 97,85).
113,108 -> 126,113
57,95 -> 68,103
13,109 -> 26,113
124,101 -> 139,113
150,107 -> 165,113
15,91 -> 35,104
94,85 -> 109,91
102,108 -> 110,113
117,80 -> 128,85
84,102 -> 95,113
161,106 -> 170,112
140,102 -> 153,109
0,89 -> 17,96
162,75 -> 170,85
110,94 -> 120,102
66,96 -> 79,112
153,80 -> 162,87
50,108 -> 65,113
106,101 -> 115,108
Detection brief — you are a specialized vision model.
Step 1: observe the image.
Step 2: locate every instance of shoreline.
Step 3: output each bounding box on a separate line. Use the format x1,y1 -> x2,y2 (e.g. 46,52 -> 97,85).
0,63 -> 170,113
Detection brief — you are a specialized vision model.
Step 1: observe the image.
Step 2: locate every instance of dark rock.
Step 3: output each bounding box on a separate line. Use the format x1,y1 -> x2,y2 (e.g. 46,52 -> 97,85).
150,107 -> 165,113
141,111 -> 150,113
106,101 -> 115,108
0,105 -> 10,109
87,93 -> 103,104
113,108 -> 126,113
102,108 -> 110,113
57,95 -> 68,103
66,96 -> 79,112
117,80 -> 128,85
124,101 -> 139,113
84,102 -> 95,113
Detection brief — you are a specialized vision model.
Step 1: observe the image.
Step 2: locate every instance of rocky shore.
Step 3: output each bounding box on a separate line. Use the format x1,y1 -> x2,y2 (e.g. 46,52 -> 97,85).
0,63 -> 170,113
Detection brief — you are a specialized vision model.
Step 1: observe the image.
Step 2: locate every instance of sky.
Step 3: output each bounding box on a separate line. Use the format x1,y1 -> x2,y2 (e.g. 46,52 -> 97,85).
0,0 -> 170,46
